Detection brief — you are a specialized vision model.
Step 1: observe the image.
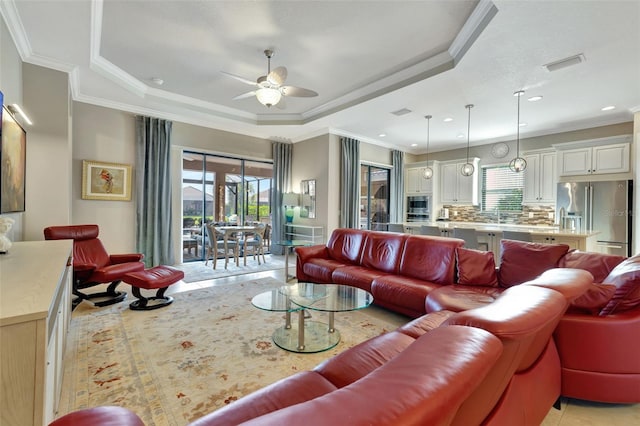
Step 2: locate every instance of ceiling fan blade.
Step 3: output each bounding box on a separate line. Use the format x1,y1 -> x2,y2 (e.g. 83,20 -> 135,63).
267,66 -> 287,86
281,86 -> 318,97
232,91 -> 256,100
274,97 -> 287,110
220,71 -> 258,86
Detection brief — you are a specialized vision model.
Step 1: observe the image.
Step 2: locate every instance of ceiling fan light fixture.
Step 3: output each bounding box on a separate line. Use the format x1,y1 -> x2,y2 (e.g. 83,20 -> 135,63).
256,87 -> 282,107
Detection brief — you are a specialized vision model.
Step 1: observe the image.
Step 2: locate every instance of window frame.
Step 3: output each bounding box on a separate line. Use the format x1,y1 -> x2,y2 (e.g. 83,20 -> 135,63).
480,164 -> 524,212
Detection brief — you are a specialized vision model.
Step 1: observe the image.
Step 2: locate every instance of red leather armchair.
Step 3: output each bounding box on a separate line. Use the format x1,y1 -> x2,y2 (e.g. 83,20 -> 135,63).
44,224 -> 145,308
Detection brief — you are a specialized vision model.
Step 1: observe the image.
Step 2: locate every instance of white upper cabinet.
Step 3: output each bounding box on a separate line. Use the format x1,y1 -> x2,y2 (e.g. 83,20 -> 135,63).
405,166 -> 433,194
555,137 -> 631,177
439,159 -> 479,205
523,150 -> 556,204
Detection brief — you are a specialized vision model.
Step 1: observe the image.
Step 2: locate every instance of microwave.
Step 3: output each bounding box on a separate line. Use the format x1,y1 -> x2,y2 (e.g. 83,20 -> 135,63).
406,195 -> 431,222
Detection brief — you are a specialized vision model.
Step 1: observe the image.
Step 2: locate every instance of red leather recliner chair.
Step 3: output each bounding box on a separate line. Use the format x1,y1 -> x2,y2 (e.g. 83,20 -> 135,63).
44,224 -> 145,308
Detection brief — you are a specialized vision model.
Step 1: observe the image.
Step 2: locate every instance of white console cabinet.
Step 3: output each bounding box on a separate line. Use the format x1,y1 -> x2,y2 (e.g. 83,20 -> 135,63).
1,240 -> 73,426
285,224 -> 324,244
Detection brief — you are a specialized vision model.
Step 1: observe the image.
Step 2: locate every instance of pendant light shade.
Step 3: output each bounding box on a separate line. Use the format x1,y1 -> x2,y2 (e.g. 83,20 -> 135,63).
422,115 -> 433,179
509,90 -> 527,172
461,104 -> 475,176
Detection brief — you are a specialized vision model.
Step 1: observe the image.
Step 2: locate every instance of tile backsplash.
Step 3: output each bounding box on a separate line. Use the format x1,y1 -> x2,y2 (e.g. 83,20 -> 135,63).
442,205 -> 556,226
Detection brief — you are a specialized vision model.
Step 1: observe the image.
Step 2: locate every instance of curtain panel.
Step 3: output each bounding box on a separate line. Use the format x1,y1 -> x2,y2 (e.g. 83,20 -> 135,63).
271,141 -> 293,255
135,116 -> 174,267
390,149 -> 404,223
340,137 -> 360,228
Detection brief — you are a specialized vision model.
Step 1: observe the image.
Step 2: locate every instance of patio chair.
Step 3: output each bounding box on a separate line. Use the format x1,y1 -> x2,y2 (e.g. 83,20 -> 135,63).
240,223 -> 267,265
204,223 -> 239,269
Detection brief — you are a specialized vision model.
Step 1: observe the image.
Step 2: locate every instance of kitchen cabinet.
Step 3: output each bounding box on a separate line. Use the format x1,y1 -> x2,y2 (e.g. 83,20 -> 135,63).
557,142 -> 629,177
405,164 -> 434,194
531,234 -> 587,251
522,151 -> 556,204
1,240 -> 72,426
476,230 -> 502,260
439,158 -> 479,205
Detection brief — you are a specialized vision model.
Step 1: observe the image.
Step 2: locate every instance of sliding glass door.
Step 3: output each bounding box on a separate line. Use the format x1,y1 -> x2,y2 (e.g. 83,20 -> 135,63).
182,152 -> 273,262
360,164 -> 391,230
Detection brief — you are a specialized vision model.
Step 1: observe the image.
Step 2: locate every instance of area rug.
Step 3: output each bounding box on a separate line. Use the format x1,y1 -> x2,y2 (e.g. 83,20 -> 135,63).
176,254 -> 286,283
57,278 -> 408,425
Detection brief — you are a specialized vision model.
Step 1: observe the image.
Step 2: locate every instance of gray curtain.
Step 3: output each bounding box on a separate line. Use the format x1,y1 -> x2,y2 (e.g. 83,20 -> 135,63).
390,149 -> 404,223
271,141 -> 293,255
135,116 -> 173,267
340,137 -> 360,228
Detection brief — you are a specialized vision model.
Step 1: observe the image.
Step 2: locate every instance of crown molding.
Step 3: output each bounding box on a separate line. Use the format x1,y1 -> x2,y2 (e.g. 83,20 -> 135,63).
449,0 -> 498,64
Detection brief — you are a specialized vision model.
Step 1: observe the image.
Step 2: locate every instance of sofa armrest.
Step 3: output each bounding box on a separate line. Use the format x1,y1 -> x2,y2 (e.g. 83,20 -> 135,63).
110,253 -> 145,264
295,244 -> 329,262
554,309 -> 640,373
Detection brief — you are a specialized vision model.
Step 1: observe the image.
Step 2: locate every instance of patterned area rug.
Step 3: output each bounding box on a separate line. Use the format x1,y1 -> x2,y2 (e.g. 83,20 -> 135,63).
176,255 -> 286,283
57,278 -> 409,425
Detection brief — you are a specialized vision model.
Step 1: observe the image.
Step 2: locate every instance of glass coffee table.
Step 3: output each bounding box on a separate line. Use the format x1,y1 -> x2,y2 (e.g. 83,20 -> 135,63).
251,283 -> 373,353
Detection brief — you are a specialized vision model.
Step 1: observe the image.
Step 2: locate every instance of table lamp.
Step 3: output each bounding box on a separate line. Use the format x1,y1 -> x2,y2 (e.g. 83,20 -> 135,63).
282,192 -> 299,223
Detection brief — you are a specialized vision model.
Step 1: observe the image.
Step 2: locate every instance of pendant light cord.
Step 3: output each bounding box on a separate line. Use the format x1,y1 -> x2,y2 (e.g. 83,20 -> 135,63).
425,115 -> 431,162
465,104 -> 473,162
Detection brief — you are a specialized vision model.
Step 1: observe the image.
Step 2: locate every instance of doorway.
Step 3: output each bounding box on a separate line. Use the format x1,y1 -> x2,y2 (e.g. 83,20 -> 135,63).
182,152 -> 273,262
360,164 -> 391,230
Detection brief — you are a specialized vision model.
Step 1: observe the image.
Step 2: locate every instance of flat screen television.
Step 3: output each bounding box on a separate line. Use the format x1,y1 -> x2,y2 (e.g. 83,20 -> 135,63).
0,103 -> 27,213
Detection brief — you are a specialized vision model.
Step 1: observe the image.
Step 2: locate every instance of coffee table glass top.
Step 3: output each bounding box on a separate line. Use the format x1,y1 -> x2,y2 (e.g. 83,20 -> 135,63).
280,283 -> 373,312
251,288 -> 302,312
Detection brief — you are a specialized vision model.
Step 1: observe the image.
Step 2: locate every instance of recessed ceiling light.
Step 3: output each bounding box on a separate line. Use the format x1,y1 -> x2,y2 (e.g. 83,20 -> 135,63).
444,117 -> 453,122
379,133 -> 386,137
528,96 -> 543,102
411,143 -> 418,147
457,133 -> 465,139
601,105 -> 615,111
151,77 -> 164,85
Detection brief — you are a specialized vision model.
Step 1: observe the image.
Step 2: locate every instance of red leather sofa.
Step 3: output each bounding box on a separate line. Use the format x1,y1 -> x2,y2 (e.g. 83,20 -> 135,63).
297,229 -> 640,404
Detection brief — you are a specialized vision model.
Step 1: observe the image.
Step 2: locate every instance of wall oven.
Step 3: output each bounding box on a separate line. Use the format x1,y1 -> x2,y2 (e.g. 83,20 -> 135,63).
406,195 -> 431,222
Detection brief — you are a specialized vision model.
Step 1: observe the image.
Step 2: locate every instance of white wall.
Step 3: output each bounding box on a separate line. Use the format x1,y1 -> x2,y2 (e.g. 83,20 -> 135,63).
634,112 -> 639,255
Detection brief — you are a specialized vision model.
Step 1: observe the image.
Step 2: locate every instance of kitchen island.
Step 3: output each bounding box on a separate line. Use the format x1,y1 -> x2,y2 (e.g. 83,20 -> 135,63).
404,221 -> 599,258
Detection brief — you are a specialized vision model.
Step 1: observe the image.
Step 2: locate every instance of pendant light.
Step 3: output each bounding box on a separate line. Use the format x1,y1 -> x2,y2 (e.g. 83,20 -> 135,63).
422,115 -> 433,179
509,90 -> 527,172
461,104 -> 475,176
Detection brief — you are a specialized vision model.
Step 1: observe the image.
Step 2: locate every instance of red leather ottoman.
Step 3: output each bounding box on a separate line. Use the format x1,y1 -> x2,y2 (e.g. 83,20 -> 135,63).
123,265 -> 184,310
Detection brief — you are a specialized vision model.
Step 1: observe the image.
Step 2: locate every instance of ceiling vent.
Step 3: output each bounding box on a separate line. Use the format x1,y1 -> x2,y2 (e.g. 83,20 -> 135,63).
543,54 -> 586,72
391,108 -> 412,116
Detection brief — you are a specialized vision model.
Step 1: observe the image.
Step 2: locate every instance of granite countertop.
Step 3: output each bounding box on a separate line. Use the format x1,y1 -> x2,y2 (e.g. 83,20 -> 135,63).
404,221 -> 599,238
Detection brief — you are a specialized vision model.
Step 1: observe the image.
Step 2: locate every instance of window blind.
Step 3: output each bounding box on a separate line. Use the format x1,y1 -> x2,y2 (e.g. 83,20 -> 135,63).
482,165 -> 523,211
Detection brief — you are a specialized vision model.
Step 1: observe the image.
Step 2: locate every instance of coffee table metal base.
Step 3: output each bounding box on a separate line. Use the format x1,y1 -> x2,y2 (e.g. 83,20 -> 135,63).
272,320 -> 340,353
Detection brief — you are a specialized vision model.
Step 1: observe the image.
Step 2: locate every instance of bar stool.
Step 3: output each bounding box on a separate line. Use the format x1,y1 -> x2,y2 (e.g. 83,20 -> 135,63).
419,225 -> 441,236
502,230 -> 532,242
452,227 -> 488,251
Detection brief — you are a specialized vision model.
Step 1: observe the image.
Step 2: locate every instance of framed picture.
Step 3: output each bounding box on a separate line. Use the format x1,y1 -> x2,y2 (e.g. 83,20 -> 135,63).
1,104 -> 27,213
82,160 -> 132,201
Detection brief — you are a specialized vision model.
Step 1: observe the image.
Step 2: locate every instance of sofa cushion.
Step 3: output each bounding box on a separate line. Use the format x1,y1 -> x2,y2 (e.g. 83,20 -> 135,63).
498,239 -> 570,287
456,247 -> 499,287
566,283 -> 616,315
399,235 -> 464,284
325,228 -> 367,264
331,265 -> 388,292
558,250 -> 626,283
600,254 -> 640,315
426,285 -> 503,313
359,231 -> 407,274
371,275 -> 442,318
302,258 -> 349,283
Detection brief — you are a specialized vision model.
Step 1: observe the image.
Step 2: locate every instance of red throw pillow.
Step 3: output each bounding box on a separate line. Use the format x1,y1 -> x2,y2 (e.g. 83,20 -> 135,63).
498,239 -> 570,288
456,247 -> 499,287
558,250 -> 626,283
567,283 -> 616,315
600,254 -> 640,315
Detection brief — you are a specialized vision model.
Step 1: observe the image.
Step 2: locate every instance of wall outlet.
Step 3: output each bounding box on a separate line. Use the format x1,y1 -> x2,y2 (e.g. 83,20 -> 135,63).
528,212 -> 534,218
548,212 -> 554,219
453,210 -> 458,216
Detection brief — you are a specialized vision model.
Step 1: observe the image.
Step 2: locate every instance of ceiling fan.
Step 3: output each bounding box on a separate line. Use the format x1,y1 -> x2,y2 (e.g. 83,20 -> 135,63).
222,49 -> 318,108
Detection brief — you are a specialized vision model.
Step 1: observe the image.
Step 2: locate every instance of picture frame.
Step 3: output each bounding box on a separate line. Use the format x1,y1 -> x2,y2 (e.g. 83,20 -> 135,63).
1,104 -> 27,213
82,160 -> 132,201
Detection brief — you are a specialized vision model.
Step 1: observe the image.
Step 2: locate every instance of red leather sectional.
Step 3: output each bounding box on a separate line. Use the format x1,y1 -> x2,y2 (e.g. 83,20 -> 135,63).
296,229 -> 640,404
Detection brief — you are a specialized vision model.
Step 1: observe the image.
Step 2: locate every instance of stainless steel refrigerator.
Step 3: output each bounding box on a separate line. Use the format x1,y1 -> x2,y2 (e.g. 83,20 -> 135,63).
556,180 -> 633,257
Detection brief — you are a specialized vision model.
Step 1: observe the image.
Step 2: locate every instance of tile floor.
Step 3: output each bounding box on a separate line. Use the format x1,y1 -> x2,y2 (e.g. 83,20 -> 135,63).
168,256 -> 640,425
